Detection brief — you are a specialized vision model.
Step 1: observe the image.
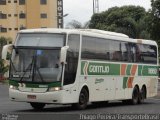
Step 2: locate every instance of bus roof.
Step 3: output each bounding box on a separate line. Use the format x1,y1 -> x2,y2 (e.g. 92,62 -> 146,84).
19,28 -> 157,46
19,28 -> 128,37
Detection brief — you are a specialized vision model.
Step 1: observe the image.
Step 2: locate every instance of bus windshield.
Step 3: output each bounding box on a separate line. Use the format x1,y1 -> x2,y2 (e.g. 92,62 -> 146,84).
9,33 -> 65,83
10,48 -> 62,83
15,33 -> 65,47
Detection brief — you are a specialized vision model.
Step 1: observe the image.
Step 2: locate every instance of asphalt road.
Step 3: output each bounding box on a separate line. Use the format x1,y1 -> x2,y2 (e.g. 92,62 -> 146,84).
0,84 -> 160,120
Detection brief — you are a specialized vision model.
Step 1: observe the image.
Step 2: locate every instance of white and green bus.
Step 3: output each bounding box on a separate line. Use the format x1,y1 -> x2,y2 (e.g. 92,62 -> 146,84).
2,28 -> 158,110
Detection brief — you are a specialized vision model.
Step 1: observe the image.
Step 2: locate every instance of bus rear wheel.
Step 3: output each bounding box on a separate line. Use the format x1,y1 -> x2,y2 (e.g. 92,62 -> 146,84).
130,86 -> 139,105
30,102 -> 45,110
138,86 -> 146,104
72,88 -> 89,110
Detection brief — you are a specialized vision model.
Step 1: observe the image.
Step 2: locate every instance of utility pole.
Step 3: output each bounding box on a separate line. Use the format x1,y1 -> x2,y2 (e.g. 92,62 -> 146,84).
93,0 -> 99,14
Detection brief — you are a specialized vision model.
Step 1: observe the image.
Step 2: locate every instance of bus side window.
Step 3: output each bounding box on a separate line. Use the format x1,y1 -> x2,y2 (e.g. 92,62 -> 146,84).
138,44 -> 157,64
106,52 -> 110,60
128,43 -> 137,63
136,44 -> 141,62
110,41 -> 122,61
121,42 -> 128,61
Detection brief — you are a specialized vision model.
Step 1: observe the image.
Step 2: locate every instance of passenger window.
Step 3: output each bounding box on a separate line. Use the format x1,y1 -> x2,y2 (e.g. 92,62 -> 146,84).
139,44 -> 157,64
121,42 -> 129,61
81,36 -> 157,64
110,41 -> 121,61
81,36 -> 111,61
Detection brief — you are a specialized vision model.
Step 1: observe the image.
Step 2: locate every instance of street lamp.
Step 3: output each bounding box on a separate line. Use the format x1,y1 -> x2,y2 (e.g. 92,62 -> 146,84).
62,14 -> 69,28
57,13 -> 69,28
63,13 -> 69,18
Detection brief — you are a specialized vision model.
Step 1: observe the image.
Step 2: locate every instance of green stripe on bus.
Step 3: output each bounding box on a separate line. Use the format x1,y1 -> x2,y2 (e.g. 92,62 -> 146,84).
9,80 -> 19,87
110,64 -> 120,75
142,66 -> 158,76
126,65 -> 132,75
138,65 -> 158,76
9,80 -> 61,88
26,84 -> 41,88
87,62 -> 110,75
81,61 -> 120,75
81,61 -> 158,76
48,82 -> 61,87
138,65 -> 143,76
123,77 -> 128,89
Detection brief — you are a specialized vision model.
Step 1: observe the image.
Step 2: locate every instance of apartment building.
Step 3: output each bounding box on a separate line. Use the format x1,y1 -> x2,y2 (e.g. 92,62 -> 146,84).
0,0 -> 58,41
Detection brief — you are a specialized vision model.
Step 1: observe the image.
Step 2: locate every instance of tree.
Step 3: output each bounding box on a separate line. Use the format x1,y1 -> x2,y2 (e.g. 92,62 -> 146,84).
0,59 -> 8,81
149,0 -> 160,40
0,59 -> 8,74
148,0 -> 160,57
66,20 -> 90,29
0,37 -> 10,78
89,6 -> 150,39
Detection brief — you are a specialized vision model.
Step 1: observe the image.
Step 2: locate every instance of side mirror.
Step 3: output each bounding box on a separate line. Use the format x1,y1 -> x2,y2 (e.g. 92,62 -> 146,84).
60,46 -> 69,64
2,44 -> 13,60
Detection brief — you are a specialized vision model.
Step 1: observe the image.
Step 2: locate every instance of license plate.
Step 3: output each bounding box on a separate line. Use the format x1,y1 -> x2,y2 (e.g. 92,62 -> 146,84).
27,95 -> 36,99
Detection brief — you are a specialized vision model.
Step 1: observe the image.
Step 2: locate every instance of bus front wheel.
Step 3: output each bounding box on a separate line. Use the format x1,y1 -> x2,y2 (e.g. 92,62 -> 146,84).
30,102 -> 45,110
72,88 -> 89,110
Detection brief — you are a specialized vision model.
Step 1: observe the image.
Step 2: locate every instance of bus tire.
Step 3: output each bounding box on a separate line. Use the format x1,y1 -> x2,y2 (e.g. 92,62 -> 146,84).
30,102 -> 45,110
72,88 -> 89,110
138,86 -> 146,104
130,86 -> 139,105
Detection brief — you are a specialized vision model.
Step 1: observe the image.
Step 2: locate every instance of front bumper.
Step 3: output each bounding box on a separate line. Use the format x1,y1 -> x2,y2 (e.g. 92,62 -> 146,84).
9,88 -> 64,104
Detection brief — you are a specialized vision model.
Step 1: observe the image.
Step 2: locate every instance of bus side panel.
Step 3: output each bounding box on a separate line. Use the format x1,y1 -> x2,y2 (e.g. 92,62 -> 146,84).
115,77 -> 125,100
79,76 -> 117,102
146,77 -> 158,97
79,76 -> 105,102
131,76 -> 158,99
104,77 -> 116,100
61,83 -> 80,103
61,63 -> 82,104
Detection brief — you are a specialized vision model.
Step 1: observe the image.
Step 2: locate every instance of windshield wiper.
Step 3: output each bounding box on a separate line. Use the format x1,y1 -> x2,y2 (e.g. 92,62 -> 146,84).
10,58 -> 17,73
32,55 -> 44,82
20,56 -> 34,82
35,67 -> 44,82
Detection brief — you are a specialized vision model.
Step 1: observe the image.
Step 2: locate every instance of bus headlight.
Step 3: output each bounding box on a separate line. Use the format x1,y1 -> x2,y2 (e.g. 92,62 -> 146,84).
48,87 -> 61,91
9,85 -> 18,90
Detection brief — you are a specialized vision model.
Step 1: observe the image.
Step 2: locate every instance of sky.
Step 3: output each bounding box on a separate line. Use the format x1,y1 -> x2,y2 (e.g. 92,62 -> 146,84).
63,0 -> 151,26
